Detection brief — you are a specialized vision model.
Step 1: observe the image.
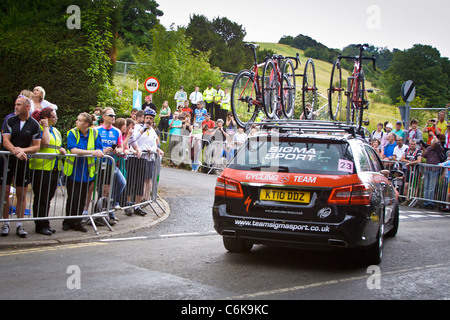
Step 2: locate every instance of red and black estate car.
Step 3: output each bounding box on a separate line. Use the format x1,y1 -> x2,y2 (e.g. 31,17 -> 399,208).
213,121 -> 400,265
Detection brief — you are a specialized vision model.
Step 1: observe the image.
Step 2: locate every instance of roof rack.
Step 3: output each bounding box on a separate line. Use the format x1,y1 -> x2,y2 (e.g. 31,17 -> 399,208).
247,120 -> 364,138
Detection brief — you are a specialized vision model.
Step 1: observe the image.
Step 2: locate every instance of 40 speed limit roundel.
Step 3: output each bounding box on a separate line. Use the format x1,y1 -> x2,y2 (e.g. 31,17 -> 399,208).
144,77 -> 160,94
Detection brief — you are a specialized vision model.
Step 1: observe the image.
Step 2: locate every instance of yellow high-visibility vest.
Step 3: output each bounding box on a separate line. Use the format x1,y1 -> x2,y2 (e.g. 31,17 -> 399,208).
63,128 -> 98,178
214,89 -> 224,105
221,94 -> 231,111
29,125 -> 63,171
203,88 -> 216,103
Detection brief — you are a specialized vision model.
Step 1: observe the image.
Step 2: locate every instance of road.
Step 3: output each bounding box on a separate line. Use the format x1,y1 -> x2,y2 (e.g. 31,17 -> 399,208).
0,167 -> 449,303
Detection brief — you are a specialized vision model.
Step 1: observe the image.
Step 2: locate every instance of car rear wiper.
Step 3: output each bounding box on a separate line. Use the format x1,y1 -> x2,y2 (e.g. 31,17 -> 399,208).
250,165 -> 290,173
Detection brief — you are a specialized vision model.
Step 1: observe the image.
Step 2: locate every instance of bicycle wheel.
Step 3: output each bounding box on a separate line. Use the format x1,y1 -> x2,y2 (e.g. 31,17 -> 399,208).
281,58 -> 296,119
231,69 -> 259,128
302,58 -> 317,120
328,59 -> 342,121
351,70 -> 365,129
261,59 -> 278,119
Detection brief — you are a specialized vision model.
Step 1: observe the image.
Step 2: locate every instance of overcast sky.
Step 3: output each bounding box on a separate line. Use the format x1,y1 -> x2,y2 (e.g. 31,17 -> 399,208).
158,0 -> 450,58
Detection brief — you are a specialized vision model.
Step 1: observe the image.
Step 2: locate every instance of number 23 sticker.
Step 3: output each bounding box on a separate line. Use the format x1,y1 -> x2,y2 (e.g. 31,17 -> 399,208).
338,159 -> 354,173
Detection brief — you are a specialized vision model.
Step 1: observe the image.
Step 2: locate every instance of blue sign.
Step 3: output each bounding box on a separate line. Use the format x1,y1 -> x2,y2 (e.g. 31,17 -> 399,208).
133,90 -> 142,111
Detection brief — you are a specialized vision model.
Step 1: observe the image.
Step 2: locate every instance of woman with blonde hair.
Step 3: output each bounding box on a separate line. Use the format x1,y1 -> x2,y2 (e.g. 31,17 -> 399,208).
32,86 -> 55,111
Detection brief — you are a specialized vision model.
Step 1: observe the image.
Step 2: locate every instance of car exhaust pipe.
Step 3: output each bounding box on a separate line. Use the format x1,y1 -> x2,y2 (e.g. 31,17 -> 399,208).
222,230 -> 237,238
328,239 -> 348,247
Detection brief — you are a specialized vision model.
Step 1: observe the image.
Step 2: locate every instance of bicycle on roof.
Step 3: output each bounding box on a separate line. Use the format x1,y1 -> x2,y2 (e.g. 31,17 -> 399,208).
230,43 -> 317,128
328,44 -> 376,129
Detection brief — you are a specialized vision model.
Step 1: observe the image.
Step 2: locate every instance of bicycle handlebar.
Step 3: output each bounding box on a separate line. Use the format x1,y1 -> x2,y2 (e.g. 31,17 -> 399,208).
284,53 -> 301,70
338,54 -> 377,71
284,52 -> 302,70
245,43 -> 301,70
338,44 -> 376,71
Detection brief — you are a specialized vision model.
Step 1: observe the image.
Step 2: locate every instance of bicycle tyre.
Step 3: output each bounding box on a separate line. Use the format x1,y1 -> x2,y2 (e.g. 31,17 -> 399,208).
261,59 -> 278,119
281,58 -> 296,119
231,69 -> 259,128
302,58 -> 317,120
351,69 -> 365,129
328,59 -> 342,121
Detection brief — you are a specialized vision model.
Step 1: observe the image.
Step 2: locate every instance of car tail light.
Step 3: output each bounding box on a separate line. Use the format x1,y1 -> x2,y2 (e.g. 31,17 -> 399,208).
349,183 -> 373,205
327,183 -> 372,206
215,177 -> 244,199
327,186 -> 352,205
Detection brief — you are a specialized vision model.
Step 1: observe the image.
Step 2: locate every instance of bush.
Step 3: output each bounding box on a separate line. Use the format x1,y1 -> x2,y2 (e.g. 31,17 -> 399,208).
0,0 -> 118,132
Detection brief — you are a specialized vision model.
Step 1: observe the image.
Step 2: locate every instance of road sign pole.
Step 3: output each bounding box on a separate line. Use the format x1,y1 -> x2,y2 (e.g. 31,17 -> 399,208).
400,80 -> 415,140
404,102 -> 410,139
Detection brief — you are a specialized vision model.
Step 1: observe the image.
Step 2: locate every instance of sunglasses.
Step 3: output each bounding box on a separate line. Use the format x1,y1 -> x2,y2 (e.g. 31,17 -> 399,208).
106,114 -> 116,118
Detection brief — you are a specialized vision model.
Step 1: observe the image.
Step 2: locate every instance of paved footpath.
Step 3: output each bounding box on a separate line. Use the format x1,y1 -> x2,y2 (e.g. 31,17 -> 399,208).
0,198 -> 170,249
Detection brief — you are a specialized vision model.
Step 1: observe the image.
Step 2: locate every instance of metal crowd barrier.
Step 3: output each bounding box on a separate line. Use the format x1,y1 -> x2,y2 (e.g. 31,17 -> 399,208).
117,151 -> 165,216
404,162 -> 450,208
382,159 -> 450,209
0,150 -> 164,235
164,132 -> 241,174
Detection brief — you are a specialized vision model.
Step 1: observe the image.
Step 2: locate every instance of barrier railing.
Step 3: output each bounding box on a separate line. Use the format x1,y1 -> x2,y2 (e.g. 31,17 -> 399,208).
163,132 -> 241,174
0,152 -> 114,235
118,151 -> 165,217
382,159 -> 450,209
405,162 -> 450,208
0,151 -> 165,235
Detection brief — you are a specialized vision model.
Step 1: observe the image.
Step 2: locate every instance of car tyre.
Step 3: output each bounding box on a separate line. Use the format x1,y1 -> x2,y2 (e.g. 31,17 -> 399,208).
364,222 -> 384,265
223,237 -> 253,253
386,204 -> 399,237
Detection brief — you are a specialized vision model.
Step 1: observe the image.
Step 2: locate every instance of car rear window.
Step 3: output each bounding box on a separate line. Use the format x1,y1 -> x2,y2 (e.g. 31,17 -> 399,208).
230,137 -> 355,175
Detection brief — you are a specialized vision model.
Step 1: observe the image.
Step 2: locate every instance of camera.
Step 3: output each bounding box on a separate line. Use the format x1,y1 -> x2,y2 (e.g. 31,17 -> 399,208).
111,144 -> 117,151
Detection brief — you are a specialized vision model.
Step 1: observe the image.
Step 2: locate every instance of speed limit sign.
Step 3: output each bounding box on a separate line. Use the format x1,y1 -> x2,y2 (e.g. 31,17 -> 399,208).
144,77 -> 160,94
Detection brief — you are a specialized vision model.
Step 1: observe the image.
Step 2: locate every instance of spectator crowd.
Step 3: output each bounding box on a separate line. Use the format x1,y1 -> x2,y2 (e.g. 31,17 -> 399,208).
370,108 -> 450,211
0,84 -> 246,239
1,84 -> 449,239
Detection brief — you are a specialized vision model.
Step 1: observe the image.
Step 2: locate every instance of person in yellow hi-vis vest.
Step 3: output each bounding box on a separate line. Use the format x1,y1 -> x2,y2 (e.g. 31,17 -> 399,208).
203,84 -> 216,120
220,88 -> 231,123
174,85 -> 187,108
29,108 -> 66,236
213,84 -> 224,121
63,112 -> 104,232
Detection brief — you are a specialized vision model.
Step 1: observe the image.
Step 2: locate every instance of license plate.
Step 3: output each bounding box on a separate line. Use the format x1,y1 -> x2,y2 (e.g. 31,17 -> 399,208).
260,189 -> 311,204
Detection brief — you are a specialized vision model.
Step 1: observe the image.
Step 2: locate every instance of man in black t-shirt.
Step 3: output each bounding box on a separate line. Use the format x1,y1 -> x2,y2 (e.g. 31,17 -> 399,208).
142,94 -> 157,113
1,96 -> 41,237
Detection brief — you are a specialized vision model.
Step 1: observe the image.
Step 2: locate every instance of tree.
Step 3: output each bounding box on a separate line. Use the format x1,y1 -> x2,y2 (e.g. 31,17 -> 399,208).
382,44 -> 449,108
131,25 -> 222,107
186,14 -> 252,73
118,0 -> 163,50
0,0 -> 120,128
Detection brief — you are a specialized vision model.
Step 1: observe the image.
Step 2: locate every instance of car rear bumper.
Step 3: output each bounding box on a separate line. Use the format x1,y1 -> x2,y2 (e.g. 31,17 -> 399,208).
213,203 -> 381,251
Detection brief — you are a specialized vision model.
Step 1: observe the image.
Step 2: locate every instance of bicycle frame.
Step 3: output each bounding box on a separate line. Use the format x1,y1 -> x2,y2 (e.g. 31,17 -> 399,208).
238,44 -> 264,109
265,55 -> 284,117
337,44 -> 376,121
349,60 -> 364,109
232,44 -> 303,127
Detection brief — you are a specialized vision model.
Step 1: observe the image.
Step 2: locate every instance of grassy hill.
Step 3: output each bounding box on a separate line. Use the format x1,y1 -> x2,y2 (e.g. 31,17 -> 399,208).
114,42 -> 435,133
257,42 -> 405,132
